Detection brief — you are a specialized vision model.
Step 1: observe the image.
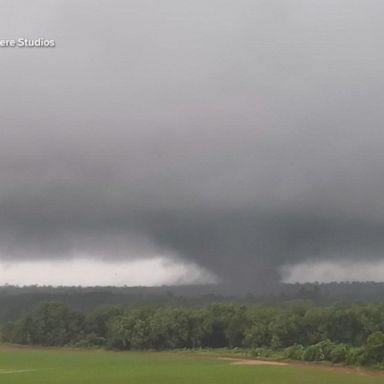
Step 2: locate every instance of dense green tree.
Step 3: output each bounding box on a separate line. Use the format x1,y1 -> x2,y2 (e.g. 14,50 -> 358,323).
3,300 -> 384,368
363,331 -> 384,365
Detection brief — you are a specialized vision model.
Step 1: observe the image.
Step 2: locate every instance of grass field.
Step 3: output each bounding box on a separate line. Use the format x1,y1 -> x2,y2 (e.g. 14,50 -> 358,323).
0,345 -> 383,384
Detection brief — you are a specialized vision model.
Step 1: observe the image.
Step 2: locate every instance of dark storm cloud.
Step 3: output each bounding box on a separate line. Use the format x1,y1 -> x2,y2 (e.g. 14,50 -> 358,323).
1,0 -> 384,286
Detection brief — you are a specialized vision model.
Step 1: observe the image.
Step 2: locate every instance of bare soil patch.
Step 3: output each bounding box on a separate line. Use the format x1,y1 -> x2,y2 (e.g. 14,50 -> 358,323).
0,369 -> 37,374
216,356 -> 384,377
218,357 -> 288,366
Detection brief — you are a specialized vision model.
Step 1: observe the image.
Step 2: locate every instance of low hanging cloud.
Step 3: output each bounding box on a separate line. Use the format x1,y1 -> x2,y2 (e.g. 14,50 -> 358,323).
1,1 -> 384,287
281,260 -> 384,284
0,257 -> 216,287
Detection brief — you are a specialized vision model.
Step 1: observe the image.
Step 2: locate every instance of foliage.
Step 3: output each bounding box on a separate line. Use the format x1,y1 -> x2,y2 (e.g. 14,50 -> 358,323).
3,301 -> 384,367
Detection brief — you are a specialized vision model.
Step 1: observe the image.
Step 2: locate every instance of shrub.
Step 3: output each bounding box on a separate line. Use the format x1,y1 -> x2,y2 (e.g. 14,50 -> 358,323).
329,343 -> 350,363
345,347 -> 365,365
284,344 -> 305,360
303,340 -> 335,361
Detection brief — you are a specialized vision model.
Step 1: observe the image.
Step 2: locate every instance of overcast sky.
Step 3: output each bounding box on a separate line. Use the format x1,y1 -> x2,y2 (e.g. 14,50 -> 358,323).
1,1 -> 384,287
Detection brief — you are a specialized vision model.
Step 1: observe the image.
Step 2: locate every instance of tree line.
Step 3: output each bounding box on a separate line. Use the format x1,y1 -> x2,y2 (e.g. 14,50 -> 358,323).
3,282 -> 384,322
2,301 -> 384,367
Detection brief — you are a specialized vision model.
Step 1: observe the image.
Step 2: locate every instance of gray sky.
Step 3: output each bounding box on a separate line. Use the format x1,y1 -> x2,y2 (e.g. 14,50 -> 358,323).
1,1 -> 384,287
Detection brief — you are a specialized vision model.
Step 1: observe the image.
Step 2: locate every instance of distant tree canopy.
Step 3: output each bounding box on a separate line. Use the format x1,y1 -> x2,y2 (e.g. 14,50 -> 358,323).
2,282 -> 384,322
2,300 -> 384,367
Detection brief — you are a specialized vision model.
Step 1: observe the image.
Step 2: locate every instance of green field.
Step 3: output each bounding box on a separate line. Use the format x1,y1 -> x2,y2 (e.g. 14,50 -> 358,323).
0,345 -> 383,384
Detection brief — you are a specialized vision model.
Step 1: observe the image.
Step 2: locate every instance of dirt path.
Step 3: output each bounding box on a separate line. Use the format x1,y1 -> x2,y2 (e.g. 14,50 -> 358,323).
215,356 -> 384,377
0,369 -> 37,374
217,357 -> 288,366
